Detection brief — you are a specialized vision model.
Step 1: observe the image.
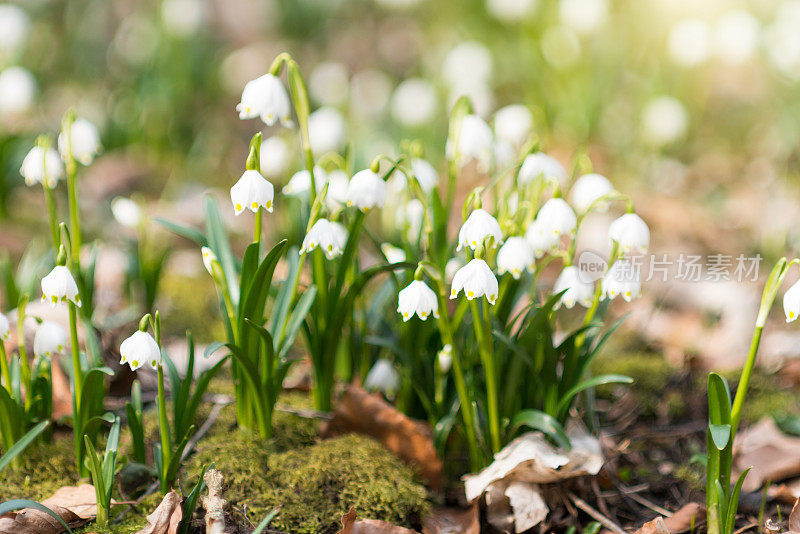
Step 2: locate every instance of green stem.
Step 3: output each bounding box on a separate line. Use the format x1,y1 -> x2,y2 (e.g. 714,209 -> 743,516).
0,342 -> 11,393
69,302 -> 83,405
43,185 -> 60,250
157,363 -> 172,493
95,504 -> 108,530
66,162 -> 82,266
469,299 -> 501,454
254,207 -> 262,251
729,325 -> 763,441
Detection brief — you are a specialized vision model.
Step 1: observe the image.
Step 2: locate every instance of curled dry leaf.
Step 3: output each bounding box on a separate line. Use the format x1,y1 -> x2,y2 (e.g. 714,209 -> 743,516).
421,503 -> 479,534
135,491 -> 182,534
632,503 -> 704,534
734,418 -> 800,492
633,517 -> 670,534
321,385 -> 443,489
462,429 -> 603,533
0,484 -> 99,534
337,508 -> 419,534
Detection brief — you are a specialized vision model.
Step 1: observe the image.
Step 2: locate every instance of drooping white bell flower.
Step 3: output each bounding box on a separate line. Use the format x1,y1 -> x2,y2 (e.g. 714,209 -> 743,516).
0,311 -> 9,340
410,158 -> 438,193
363,358 -> 399,395
330,221 -> 348,246
398,280 -> 439,321
259,136 -> 291,178
524,220 -> 558,258
570,173 -> 613,214
282,166 -> 328,197
381,243 -> 406,264
601,260 -> 641,302
445,257 -> 465,283
231,170 -> 274,215
20,146 -> 64,188
111,197 -> 142,228
33,321 -> 66,357
608,213 -> 649,255
553,266 -> 594,308
201,246 -> 218,276
536,198 -> 577,238
325,169 -> 350,210
0,66 -> 36,116
0,4 -> 30,56
437,344 -> 453,373
450,258 -> 499,305
493,104 -> 533,146
300,218 -> 345,260
401,199 -> 425,242
497,237 -> 535,279
308,106 -> 346,155
447,114 -> 494,171
517,152 -> 567,186
785,280 -> 800,322
236,73 -> 292,127
346,169 -> 386,211
41,266 -> 81,307
58,118 -> 102,166
457,209 -> 503,251
120,330 -> 161,371
390,78 -> 437,127
493,139 -> 516,170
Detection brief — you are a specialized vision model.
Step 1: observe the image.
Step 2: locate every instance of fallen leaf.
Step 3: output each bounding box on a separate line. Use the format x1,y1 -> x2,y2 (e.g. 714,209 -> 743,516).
633,517 -> 670,534
462,428 -> 603,532
321,385 -> 443,489
662,503 -> 703,533
0,484 -> 99,534
337,508 -> 418,534
421,503 -> 479,534
135,491 -> 182,534
734,418 -> 800,492
789,497 -> 800,533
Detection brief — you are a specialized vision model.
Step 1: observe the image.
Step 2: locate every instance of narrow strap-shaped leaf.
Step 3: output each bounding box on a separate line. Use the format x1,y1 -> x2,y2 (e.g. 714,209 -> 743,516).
725,467 -> 751,534
0,420 -> 49,472
178,462 -> 214,534
0,500 -> 74,533
555,374 -> 633,417
184,357 -> 228,437
204,197 -> 240,304
511,409 -> 571,450
277,286 -> 316,358
154,218 -> 207,247
253,508 -> 281,534
167,426 -> 195,484
84,435 -> 107,508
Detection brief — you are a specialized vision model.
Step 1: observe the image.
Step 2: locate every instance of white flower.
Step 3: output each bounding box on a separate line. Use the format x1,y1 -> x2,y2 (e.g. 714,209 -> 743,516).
346,169 -> 386,211
0,4 -> 30,55
363,358 -> 399,395
381,243 -> 406,264
608,213 -> 649,255
450,258 -> 499,304
486,0 -> 538,22
601,260 -> 641,302
259,136 -> 291,178
570,173 -> 614,214
437,344 -> 453,373
309,61 -> 349,107
330,221 -> 348,246
457,209 -> 503,251
308,106 -> 345,155
518,152 -> 567,186
410,158 -> 438,192
33,321 -> 66,357
553,266 -> 594,308
120,330 -> 161,371
713,10 -> 759,65
20,146 -> 64,188
447,114 -> 494,171
111,197 -> 142,228
493,104 -> 533,146
443,42 -> 493,87
445,257 -> 465,283
0,312 -> 9,340
41,266 -> 81,307
231,170 -> 274,215
668,19 -> 710,68
524,220 -> 558,258
785,280 -> 800,322
559,0 -> 607,34
398,280 -> 439,321
536,198 -> 577,238
494,139 -> 516,170
325,169 -> 350,209
401,199 -> 425,242
283,166 -> 328,197
201,246 -> 218,276
0,66 -> 36,116
642,96 -> 688,146
497,237 -> 535,279
236,73 -> 292,127
161,0 -> 206,37
58,118 -> 101,166
390,78 -> 437,127
300,218 -> 345,259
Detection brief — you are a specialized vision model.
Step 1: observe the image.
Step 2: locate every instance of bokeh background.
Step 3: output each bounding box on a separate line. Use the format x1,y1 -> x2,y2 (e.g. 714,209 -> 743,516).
4,0 -> 800,368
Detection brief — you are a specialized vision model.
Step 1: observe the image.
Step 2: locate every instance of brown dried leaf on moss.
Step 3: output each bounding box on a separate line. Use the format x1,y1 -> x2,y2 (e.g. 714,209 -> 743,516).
0,484 -> 98,534
421,503 -> 479,534
135,491 -> 182,534
632,503 -> 703,534
734,418 -> 800,492
338,508 -> 418,533
321,385 -> 443,489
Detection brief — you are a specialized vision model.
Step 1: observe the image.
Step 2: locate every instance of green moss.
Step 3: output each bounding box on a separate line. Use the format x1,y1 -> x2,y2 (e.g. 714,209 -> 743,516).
673,463 -> 704,493
0,436 -> 77,501
157,272 -> 225,344
717,371 -> 800,425
592,351 -> 680,416
185,432 -> 429,534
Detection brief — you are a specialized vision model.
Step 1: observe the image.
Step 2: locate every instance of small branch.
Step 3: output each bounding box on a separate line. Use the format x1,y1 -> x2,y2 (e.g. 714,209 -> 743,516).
569,492 -> 626,534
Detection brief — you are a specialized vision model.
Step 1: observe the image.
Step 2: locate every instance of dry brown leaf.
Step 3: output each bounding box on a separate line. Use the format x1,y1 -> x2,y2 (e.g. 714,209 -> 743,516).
662,503 -> 703,533
789,497 -> 800,533
734,418 -> 800,492
135,491 -> 182,534
321,385 -> 443,488
337,508 -> 418,534
421,503 -> 479,534
0,484 -> 99,534
633,517 -> 671,534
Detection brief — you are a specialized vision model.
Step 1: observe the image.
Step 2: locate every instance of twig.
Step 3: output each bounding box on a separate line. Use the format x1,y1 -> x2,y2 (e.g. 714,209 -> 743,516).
569,492 -> 626,534
274,403 -> 332,420
619,485 -> 673,517
732,523 -> 759,534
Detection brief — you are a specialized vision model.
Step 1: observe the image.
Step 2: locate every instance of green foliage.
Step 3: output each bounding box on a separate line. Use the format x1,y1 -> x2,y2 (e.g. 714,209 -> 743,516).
84,417 -> 121,529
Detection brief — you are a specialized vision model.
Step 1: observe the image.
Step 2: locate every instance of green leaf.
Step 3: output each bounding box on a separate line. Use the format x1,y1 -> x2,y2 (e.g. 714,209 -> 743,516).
511,410 -> 571,450
178,463 -> 213,534
708,372 -> 732,427
278,286 -> 316,358
204,197 -> 239,304
253,508 -> 280,534
555,374 -> 633,417
84,435 -> 107,508
154,218 -> 207,247
0,500 -> 74,533
0,420 -> 49,473
709,423 -> 732,451
725,467 -> 751,534
583,522 -> 602,534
